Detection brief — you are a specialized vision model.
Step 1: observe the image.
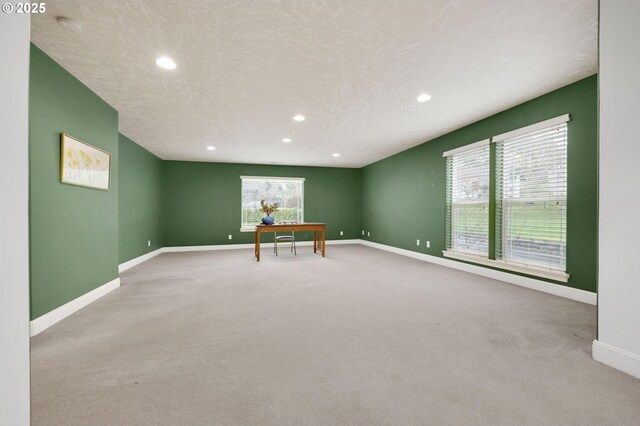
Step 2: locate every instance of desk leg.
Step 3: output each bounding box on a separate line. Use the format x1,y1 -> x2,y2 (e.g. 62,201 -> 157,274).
322,227 -> 326,257
313,231 -> 317,253
256,230 -> 260,262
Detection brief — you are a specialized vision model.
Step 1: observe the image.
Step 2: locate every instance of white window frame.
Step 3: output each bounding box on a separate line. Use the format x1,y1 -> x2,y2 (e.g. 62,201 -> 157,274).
442,115 -> 571,283
240,176 -> 305,232
496,117 -> 568,273
443,139 -> 491,257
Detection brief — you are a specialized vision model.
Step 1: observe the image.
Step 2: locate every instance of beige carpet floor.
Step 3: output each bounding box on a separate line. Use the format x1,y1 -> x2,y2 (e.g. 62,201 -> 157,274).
31,245 -> 640,425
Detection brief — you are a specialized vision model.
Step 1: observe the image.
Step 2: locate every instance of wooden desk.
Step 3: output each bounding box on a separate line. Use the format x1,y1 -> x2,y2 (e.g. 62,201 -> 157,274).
254,223 -> 326,261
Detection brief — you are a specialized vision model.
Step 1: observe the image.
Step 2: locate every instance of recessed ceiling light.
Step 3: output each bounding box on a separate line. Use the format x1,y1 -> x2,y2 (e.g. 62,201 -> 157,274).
293,115 -> 305,121
206,146 -> 216,151
332,153 -> 340,157
417,93 -> 432,102
156,56 -> 176,70
282,138 -> 292,143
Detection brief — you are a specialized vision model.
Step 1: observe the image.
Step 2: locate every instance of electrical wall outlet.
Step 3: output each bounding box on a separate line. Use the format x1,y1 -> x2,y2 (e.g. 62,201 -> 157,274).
416,239 -> 420,246
147,240 -> 151,247
228,234 -> 232,240
367,232 -> 371,237
362,230 -> 365,236
426,240 -> 430,248
340,231 -> 344,236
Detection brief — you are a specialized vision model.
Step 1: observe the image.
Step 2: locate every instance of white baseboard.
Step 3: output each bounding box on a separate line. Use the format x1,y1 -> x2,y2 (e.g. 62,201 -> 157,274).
30,277 -> 121,336
593,340 -> 640,378
163,243 -> 254,252
315,239 -> 361,245
162,239 -> 361,253
118,248 -> 164,273
359,240 -> 596,305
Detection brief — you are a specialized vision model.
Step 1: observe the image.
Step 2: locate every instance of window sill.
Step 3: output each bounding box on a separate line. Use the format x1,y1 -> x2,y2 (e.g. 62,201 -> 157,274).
240,228 -> 256,233
442,250 -> 570,282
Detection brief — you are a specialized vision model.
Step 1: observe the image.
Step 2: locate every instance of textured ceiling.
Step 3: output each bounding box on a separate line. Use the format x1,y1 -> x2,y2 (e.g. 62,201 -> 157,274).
30,0 -> 597,168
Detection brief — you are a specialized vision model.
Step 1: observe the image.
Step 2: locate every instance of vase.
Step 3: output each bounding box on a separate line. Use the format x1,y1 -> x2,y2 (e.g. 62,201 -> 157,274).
262,215 -> 275,225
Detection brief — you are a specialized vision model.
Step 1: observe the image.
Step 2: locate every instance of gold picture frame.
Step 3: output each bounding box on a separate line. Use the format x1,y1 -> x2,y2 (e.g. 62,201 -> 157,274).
60,133 -> 111,190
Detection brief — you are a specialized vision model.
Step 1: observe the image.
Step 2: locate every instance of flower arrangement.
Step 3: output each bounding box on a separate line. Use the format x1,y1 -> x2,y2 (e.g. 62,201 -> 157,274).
259,199 -> 279,216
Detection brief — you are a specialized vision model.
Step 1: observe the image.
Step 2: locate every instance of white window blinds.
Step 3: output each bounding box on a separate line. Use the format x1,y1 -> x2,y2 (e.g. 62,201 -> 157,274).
241,176 -> 304,228
445,143 -> 490,256
495,122 -> 568,270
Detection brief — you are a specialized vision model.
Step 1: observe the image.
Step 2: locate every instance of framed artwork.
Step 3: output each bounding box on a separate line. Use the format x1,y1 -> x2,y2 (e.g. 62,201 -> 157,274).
60,133 -> 111,190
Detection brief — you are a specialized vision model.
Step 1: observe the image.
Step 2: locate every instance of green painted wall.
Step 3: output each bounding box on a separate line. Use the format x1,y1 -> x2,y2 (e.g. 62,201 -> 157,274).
361,75 -> 598,293
118,134 -> 163,263
29,45 -> 119,319
162,162 -> 361,246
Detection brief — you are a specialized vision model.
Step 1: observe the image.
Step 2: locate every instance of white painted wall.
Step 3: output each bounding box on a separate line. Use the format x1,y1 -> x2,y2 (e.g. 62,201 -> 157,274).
0,11 -> 31,426
594,0 -> 640,378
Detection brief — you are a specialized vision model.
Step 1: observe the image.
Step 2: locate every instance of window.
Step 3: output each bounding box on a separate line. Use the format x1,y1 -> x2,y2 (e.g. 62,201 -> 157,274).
445,141 -> 490,256
444,115 -> 570,281
495,121 -> 567,270
241,176 -> 304,230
